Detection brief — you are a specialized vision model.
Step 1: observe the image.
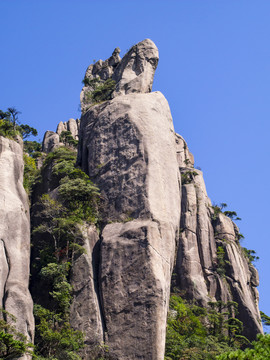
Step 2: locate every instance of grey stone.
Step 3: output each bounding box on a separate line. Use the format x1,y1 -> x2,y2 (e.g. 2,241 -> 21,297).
78,90 -> 180,359
70,225 -> 104,358
0,136 -> 34,354
80,39 -> 158,113
112,39 -> 159,96
56,118 -> 80,140
175,133 -> 194,167
42,130 -> 59,153
174,154 -> 263,340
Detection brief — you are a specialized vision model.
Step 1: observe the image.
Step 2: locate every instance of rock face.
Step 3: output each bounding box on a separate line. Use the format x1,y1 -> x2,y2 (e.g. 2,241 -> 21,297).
78,42 -> 180,358
70,225 -> 104,358
42,118 -> 80,153
35,38 -> 262,359
56,118 -> 80,140
0,136 -> 34,356
173,135 -> 263,339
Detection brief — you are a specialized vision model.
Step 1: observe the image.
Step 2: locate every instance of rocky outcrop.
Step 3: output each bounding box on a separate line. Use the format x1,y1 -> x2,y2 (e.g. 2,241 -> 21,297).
56,118 -> 80,140
80,39 -> 159,113
42,130 -> 59,153
173,135 -> 263,339
0,136 -> 34,356
78,65 -> 180,358
35,38 -> 262,359
42,118 -> 80,153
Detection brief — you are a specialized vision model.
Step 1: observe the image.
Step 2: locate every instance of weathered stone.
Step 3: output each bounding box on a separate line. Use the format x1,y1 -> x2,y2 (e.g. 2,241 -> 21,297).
101,220 -> 175,360
112,39 -> 159,96
42,130 -> 59,153
78,91 -> 180,359
0,136 -> 34,356
70,225 -> 104,358
174,156 -> 263,339
56,118 -> 80,140
175,133 -> 194,167
80,39 -> 158,113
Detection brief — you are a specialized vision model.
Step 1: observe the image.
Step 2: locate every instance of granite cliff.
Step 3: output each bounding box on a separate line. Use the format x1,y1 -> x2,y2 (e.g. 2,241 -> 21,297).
0,39 -> 263,359
0,136 -> 34,359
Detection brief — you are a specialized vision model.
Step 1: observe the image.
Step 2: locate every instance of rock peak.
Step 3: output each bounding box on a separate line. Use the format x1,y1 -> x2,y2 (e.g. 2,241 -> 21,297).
80,39 -> 159,112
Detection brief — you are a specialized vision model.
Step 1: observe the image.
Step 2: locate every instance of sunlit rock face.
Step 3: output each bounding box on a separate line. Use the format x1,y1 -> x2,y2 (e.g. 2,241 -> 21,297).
173,135 -> 263,340
0,136 -> 34,359
35,38 -> 262,360
77,39 -> 180,360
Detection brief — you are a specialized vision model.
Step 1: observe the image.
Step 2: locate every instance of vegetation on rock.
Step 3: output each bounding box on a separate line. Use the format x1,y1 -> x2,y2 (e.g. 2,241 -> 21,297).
30,146 -> 100,359
165,294 -> 251,360
0,308 -> 34,359
83,77 -> 116,106
0,108 -> 37,140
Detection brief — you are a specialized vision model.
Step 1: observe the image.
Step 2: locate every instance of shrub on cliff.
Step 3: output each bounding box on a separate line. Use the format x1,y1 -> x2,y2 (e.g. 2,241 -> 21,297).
216,334 -> 270,360
0,308 -> 34,358
165,295 -> 249,360
0,107 -> 38,140
31,146 -> 100,359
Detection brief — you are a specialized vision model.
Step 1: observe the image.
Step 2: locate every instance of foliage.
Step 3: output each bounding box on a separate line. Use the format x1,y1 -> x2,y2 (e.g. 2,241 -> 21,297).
0,108 -> 38,140
31,146 -> 100,359
216,334 -> 270,359
242,247 -> 259,264
34,305 -> 84,359
59,131 -> 78,148
84,77 -> 116,105
223,211 -> 241,221
216,246 -> 231,277
0,307 -> 33,358
23,153 -> 40,195
19,124 -> 38,139
211,203 -> 241,222
24,140 -> 42,156
260,311 -> 270,328
181,170 -> 198,185
165,295 -> 249,360
43,146 -> 77,167
211,204 -> 223,221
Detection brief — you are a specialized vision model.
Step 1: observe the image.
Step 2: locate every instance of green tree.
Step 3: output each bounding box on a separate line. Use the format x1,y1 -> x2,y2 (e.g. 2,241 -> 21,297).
216,334 -> 270,360
0,307 -> 33,359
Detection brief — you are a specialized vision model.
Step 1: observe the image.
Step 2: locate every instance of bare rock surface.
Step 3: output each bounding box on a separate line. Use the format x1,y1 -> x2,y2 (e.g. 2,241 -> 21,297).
174,141 -> 263,339
0,136 -> 34,354
70,225 -> 104,358
112,39 -> 159,96
78,90 -> 180,359
56,118 -> 80,139
80,39 -> 158,113
42,130 -> 60,153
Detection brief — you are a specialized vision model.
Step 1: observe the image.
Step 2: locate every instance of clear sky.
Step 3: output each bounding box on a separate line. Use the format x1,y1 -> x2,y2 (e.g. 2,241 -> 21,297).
1,0 -> 269,323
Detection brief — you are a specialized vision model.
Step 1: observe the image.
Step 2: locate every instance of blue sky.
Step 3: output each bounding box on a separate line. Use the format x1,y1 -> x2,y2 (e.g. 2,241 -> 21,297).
1,0 -> 270,322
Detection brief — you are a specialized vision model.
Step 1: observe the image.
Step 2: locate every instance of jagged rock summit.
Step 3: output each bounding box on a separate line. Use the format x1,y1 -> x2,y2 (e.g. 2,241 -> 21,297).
80,38 -> 159,113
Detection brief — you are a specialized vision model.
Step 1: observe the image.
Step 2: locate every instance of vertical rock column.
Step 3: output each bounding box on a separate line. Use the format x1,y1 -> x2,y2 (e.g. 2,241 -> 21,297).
78,91 -> 181,359
0,136 -> 34,356
174,134 -> 263,340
